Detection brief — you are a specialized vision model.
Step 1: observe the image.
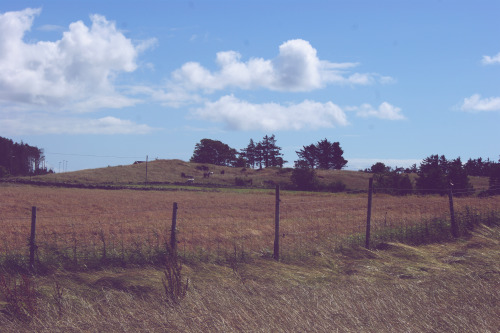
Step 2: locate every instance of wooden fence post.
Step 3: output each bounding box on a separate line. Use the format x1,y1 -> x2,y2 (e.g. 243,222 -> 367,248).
273,184 -> 280,261
29,206 -> 37,270
365,178 -> 373,249
170,202 -> 178,252
448,187 -> 458,238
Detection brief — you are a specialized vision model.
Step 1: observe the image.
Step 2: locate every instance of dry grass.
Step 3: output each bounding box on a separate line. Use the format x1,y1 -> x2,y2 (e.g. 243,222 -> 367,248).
0,225 -> 498,332
1,183 -> 499,266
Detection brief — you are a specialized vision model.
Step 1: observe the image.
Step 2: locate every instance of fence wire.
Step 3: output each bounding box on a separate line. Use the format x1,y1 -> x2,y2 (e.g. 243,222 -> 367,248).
0,185 -> 499,266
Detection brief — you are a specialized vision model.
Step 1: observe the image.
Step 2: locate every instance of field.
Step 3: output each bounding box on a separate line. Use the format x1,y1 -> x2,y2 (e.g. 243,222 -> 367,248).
1,182 -> 499,266
1,163 -> 499,331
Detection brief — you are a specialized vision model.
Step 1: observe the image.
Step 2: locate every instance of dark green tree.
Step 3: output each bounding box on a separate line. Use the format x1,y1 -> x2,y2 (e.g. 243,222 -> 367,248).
295,139 -> 347,170
447,157 -> 473,195
488,161 -> 500,195
370,162 -> 390,174
190,139 -> 237,166
295,144 -> 317,168
0,136 -> 49,176
415,155 -> 448,194
241,139 -> 257,168
374,171 -> 413,195
249,135 -> 283,169
416,155 -> 473,195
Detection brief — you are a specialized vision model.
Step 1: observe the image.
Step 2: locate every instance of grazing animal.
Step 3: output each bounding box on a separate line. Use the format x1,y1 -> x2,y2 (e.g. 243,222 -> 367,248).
186,178 -> 194,184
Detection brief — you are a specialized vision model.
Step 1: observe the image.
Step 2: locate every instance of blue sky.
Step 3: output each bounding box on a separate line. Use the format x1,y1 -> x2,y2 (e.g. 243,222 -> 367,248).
1,1 -> 499,172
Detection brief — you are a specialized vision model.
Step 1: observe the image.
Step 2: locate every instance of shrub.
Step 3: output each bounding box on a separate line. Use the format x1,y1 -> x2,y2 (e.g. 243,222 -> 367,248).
327,180 -> 346,193
291,165 -> 319,191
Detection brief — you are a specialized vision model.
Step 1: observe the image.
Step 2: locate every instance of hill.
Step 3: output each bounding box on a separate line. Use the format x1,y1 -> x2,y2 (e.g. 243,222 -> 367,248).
13,159 -> 489,192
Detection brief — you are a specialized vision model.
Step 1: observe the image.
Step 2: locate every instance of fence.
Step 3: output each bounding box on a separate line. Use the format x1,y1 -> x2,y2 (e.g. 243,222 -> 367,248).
1,180 -> 499,270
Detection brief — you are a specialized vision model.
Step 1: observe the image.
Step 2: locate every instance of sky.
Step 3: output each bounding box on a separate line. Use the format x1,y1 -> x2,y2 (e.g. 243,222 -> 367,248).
1,0 -> 499,172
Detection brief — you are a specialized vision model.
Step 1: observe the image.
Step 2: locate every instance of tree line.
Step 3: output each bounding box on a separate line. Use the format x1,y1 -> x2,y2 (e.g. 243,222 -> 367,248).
189,136 -> 499,195
190,135 -> 348,171
0,136 -> 52,177
366,155 -> 500,196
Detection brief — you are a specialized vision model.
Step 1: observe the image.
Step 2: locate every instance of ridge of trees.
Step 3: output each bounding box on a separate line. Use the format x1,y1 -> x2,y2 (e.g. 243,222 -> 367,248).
0,136 -> 52,177
190,135 -> 286,169
366,155 -> 500,196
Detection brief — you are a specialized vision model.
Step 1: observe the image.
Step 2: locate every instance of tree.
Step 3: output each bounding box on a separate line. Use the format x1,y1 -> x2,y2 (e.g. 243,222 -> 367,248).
295,139 -> 347,170
416,155 -> 448,194
246,135 -> 283,169
296,144 -> 317,168
374,171 -> 413,195
190,139 -> 237,166
487,158 -> 500,195
447,157 -> 473,195
241,139 -> 257,168
370,162 -> 390,174
0,136 -> 50,176
416,155 -> 473,195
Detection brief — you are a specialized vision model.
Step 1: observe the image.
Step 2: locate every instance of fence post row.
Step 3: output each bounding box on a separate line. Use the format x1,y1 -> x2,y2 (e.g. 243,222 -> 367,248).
29,206 -> 37,270
171,202 -> 178,252
448,187 -> 458,238
274,184 -> 280,261
365,178 -> 373,249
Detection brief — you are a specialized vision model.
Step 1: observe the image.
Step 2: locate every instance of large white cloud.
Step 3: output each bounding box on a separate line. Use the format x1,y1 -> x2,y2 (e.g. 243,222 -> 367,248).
0,8 -> 153,112
461,94 -> 500,112
170,39 -> 387,94
194,95 -> 348,131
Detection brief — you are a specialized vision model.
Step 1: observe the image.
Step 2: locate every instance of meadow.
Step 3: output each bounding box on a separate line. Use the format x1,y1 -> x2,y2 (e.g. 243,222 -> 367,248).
1,182 -> 499,268
1,163 -> 499,332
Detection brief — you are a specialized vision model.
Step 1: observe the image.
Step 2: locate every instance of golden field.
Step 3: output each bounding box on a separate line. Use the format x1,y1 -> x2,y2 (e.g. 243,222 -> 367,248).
1,183 -> 499,262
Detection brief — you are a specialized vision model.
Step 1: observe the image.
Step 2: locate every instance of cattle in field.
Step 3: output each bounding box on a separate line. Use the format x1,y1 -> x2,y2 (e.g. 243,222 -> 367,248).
186,178 -> 194,184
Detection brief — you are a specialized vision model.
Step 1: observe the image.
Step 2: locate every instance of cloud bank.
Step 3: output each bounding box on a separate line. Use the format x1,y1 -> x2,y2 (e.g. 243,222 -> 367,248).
170,39 -> 386,95
194,95 -> 349,131
0,8 -> 156,134
0,8 -> 152,111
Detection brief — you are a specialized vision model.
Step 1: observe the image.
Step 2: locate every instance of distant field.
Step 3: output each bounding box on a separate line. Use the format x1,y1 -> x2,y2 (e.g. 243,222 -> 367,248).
1,183 -> 499,264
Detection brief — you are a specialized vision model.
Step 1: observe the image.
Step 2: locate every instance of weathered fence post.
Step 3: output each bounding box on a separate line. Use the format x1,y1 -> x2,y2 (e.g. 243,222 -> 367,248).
448,186 -> 458,238
171,202 -> 178,252
29,206 -> 37,270
365,178 -> 373,249
273,184 -> 280,261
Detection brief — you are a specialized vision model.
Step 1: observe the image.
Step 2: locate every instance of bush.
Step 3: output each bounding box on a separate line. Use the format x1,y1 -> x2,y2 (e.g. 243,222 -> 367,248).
291,166 -> 319,191
327,180 -> 346,193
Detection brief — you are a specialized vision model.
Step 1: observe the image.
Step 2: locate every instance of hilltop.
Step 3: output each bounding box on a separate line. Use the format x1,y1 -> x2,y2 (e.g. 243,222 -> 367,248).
11,159 -> 489,192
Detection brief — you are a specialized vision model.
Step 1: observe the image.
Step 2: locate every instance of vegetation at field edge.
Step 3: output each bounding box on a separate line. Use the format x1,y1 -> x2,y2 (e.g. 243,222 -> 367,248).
0,224 -> 498,332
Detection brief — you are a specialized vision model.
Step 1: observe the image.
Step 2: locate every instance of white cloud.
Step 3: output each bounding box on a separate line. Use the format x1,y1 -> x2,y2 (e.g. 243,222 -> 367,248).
482,52 -> 500,65
0,114 -> 155,135
350,102 -> 405,120
0,8 -> 152,112
170,39 -> 389,94
461,94 -> 500,112
194,95 -> 348,131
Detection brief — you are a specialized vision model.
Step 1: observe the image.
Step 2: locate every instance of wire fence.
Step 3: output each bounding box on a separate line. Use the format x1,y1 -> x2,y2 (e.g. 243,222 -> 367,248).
1,182 -> 499,269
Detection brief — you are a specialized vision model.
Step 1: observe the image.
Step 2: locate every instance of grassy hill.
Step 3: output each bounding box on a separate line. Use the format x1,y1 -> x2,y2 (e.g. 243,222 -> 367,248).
21,159 -> 489,192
